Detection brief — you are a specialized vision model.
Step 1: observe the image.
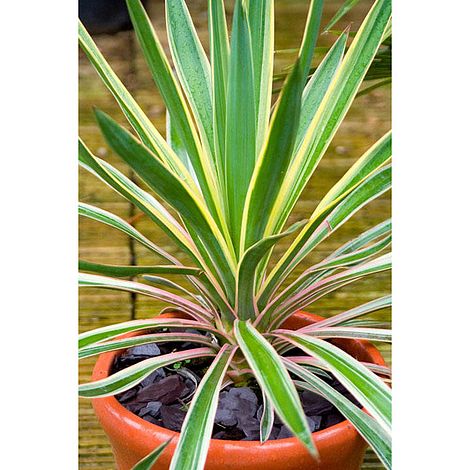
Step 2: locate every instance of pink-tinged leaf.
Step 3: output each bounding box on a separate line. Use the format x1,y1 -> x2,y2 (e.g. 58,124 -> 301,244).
275,327 -> 391,343
303,295 -> 391,330
258,164 -> 391,311
79,273 -> 213,323
261,235 -> 390,318
362,362 -> 392,378
79,317 -> 232,349
286,356 -> 389,379
79,332 -> 219,359
79,348 -> 215,397
262,254 -> 391,329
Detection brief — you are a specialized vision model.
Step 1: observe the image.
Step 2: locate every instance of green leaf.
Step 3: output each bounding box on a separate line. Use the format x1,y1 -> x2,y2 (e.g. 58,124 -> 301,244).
170,345 -> 236,470
265,33 -> 349,237
126,0 -> 222,222
225,0 -> 257,253
78,20 -> 196,188
295,31 -> 348,153
240,0 -> 328,249
250,31 -> 348,280
166,0 -> 215,160
382,18 -> 392,41
94,109 -> 236,289
80,147 -> 232,323
208,0 -> 230,177
236,220 -> 307,321
166,110 -> 193,175
248,0 -> 274,152
298,0 -> 324,83
234,320 -> 317,458
80,141 -> 230,298
265,0 -> 391,237
278,332 -> 392,432
323,0 -> 361,32
286,360 -> 391,470
327,218 -> 391,259
276,126 -> 390,243
78,202 -> 177,263
131,439 -> 172,470
308,232 -> 391,272
241,61 -> 304,250
259,163 -> 391,308
79,260 -> 201,277
356,77 -> 391,97
79,348 -> 214,398
315,130 -> 391,215
78,139 -> 197,264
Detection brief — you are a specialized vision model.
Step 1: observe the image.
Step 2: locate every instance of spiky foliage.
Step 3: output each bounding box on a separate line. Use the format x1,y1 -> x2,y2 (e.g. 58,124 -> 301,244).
78,0 -> 392,468
274,0 -> 392,97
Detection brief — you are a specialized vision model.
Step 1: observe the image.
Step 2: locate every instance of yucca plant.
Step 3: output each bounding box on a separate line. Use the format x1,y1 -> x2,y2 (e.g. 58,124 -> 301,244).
78,0 -> 391,469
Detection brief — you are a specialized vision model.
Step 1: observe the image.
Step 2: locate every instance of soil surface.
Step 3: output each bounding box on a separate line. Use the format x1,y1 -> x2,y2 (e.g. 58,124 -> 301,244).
112,336 -> 361,441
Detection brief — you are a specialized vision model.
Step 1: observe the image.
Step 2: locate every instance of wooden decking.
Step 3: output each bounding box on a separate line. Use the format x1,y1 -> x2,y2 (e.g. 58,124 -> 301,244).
79,1 -> 391,468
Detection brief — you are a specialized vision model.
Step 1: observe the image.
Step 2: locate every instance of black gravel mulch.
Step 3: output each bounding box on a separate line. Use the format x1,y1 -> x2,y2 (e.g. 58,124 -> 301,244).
112,339 -> 361,441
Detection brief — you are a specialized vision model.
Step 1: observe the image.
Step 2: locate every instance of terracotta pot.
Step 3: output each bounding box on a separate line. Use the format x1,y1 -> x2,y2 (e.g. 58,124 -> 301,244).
92,311 -> 386,470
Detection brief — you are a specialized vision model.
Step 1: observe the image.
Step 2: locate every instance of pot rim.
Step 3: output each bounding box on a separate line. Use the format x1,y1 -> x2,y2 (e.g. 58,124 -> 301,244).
91,310 -> 386,449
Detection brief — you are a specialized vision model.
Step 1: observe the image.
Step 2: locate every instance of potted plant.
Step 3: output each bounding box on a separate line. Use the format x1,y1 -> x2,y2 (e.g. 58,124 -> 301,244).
78,0 -> 392,469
